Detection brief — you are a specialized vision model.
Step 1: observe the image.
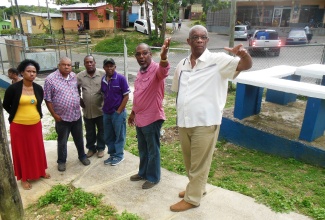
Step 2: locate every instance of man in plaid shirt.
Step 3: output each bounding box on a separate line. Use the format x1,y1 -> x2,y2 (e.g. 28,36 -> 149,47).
44,57 -> 90,172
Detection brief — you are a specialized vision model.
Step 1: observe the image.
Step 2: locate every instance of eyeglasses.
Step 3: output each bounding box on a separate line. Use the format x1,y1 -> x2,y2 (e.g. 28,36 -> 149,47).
189,36 -> 208,41
135,51 -> 150,57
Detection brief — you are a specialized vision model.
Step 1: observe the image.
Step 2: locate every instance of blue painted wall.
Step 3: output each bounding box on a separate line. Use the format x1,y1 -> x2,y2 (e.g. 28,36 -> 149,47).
0,75 -> 10,89
129,13 -> 138,23
219,116 -> 325,168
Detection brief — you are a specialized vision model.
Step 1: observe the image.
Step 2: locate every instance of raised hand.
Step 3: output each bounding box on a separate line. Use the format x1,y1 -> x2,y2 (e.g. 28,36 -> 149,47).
161,37 -> 171,60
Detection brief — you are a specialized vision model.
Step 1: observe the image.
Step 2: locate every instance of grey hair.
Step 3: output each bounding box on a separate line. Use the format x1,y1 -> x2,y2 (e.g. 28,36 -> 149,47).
59,57 -> 71,64
189,25 -> 208,37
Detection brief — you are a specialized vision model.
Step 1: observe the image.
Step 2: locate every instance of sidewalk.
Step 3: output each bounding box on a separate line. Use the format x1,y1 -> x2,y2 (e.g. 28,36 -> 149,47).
15,141 -> 311,220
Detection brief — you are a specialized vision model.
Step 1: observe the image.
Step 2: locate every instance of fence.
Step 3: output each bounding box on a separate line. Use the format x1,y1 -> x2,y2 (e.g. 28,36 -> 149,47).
0,34 -> 325,87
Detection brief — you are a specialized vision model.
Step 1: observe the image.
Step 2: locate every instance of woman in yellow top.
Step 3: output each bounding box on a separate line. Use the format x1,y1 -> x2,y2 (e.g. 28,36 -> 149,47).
3,59 -> 50,190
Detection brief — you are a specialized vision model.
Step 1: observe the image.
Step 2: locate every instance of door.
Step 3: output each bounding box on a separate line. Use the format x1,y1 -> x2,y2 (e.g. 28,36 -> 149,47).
83,13 -> 89,30
272,8 -> 282,27
26,20 -> 32,33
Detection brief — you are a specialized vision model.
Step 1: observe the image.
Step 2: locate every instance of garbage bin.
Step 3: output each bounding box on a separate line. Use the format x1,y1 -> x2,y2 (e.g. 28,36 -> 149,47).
74,61 -> 80,70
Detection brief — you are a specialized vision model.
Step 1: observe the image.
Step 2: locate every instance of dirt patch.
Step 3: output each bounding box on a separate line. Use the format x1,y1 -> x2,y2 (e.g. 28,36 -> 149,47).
161,126 -> 179,144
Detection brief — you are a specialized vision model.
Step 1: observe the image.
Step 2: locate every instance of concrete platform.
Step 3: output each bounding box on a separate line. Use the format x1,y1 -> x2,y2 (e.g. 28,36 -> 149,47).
221,101 -> 325,168
15,141 -> 311,220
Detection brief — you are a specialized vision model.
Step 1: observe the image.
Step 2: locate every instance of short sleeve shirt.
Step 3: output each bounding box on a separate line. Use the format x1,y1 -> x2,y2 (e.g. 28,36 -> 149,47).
101,72 -> 130,114
77,68 -> 105,119
172,49 -> 240,127
44,69 -> 81,122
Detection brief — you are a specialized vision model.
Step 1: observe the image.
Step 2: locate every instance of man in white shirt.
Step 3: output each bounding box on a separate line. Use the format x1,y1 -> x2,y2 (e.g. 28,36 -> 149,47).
170,25 -> 252,212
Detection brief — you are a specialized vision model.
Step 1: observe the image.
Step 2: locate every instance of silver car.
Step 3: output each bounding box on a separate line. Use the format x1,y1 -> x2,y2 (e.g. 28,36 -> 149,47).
234,25 -> 251,40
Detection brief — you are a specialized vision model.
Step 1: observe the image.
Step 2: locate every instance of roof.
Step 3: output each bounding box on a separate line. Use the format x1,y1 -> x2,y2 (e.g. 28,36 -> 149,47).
21,12 -> 62,18
60,2 -> 107,11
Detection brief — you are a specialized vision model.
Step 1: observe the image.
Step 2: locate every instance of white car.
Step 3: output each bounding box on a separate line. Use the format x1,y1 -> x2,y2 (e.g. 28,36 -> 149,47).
134,19 -> 157,35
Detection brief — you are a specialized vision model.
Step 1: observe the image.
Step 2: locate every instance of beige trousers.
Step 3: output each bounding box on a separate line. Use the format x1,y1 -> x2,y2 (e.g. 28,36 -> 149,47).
178,125 -> 220,206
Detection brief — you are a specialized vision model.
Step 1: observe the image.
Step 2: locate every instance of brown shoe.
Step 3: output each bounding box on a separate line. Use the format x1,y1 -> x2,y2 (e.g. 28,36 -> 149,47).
142,181 -> 158,189
97,150 -> 104,158
86,150 -> 95,158
179,191 -> 207,198
130,174 -> 144,181
170,199 -> 199,212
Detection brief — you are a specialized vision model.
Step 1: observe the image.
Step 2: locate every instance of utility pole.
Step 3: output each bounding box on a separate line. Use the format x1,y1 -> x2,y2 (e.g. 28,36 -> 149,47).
229,0 -> 236,49
46,0 -> 53,35
14,0 -> 24,34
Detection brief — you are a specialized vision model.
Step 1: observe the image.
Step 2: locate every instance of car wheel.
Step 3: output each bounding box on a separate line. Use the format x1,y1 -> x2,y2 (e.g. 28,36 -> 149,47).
274,49 -> 280,56
144,30 -> 147,35
135,27 -> 137,32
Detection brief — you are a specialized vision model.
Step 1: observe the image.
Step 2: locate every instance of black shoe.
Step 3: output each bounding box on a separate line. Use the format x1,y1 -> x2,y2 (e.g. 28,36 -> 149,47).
58,163 -> 66,172
81,158 -> 90,166
142,181 -> 158,189
130,174 -> 144,181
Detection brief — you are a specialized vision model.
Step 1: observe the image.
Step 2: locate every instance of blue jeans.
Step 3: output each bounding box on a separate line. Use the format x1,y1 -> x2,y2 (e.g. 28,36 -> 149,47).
83,116 -> 105,152
55,117 -> 87,164
136,120 -> 164,183
103,110 -> 126,159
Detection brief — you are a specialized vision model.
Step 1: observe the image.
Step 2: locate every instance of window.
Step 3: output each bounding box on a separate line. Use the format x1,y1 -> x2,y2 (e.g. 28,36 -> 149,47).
106,11 -> 110,20
76,13 -> 81,21
66,12 -> 77,20
31,17 -> 36,26
2,25 -> 7,29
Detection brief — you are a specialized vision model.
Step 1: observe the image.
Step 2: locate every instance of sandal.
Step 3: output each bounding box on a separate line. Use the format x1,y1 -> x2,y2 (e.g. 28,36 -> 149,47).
21,181 -> 32,190
42,173 -> 51,179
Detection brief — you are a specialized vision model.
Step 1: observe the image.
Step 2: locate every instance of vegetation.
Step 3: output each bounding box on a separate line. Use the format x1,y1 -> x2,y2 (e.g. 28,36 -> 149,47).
125,91 -> 325,220
92,31 -> 181,56
25,184 -> 142,219
3,82 -> 325,219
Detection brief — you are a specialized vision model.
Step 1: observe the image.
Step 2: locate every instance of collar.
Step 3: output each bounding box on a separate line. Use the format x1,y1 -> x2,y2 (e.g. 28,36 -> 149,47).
103,71 -> 117,83
56,69 -> 74,80
187,48 -> 209,65
84,68 -> 100,77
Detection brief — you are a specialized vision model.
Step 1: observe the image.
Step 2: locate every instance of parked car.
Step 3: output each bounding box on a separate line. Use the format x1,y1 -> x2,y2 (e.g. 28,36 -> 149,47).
134,19 -> 157,35
234,25 -> 251,40
248,29 -> 282,56
285,29 -> 308,45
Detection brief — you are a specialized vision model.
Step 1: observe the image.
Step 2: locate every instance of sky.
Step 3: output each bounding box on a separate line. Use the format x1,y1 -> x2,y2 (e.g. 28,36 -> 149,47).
0,0 -> 60,9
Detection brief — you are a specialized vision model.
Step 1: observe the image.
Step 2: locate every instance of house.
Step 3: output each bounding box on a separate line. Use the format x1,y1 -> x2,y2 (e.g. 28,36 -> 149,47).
0,20 -> 11,32
235,0 -> 324,28
60,2 -> 123,32
207,0 -> 325,34
129,1 -> 154,24
190,4 -> 203,20
11,12 -> 63,34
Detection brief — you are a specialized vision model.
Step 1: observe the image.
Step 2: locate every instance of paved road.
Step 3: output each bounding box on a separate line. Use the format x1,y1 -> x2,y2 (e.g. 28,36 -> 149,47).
71,20 -> 325,81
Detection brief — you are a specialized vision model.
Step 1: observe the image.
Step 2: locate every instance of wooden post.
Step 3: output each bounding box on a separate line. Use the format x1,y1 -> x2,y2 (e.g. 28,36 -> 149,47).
0,98 -> 24,220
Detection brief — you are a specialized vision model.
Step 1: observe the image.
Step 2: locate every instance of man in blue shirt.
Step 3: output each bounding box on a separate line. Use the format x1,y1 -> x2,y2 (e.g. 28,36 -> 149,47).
101,58 -> 130,166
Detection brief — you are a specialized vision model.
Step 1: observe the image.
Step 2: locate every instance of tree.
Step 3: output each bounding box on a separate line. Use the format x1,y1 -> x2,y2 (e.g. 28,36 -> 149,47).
0,99 -> 24,220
